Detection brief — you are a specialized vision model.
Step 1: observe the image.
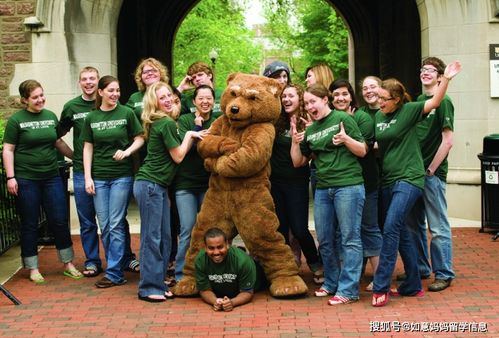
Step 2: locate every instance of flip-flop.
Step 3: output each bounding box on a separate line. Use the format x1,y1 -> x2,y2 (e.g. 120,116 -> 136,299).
83,266 -> 102,278
63,267 -> 83,280
29,272 -> 45,284
164,290 -> 174,299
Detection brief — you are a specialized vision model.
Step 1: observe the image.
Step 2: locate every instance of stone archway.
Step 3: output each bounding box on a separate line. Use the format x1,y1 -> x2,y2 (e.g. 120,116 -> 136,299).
116,0 -> 421,100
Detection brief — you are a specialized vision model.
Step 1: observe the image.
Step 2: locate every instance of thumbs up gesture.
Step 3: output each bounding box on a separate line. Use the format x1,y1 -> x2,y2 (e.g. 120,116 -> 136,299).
332,121 -> 347,146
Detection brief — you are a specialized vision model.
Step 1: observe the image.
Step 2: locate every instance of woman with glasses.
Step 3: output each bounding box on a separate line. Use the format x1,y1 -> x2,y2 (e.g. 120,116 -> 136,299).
371,61 -> 461,307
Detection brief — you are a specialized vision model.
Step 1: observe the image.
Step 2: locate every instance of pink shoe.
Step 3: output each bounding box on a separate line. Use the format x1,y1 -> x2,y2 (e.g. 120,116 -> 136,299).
328,295 -> 356,305
314,287 -> 332,297
390,289 -> 425,297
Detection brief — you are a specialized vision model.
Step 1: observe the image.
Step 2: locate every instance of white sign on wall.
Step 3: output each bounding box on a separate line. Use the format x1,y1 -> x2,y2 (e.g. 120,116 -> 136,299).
490,44 -> 499,98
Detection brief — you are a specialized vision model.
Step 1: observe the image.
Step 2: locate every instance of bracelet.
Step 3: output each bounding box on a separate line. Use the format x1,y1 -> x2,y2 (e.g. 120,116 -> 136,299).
6,176 -> 15,181
443,75 -> 452,81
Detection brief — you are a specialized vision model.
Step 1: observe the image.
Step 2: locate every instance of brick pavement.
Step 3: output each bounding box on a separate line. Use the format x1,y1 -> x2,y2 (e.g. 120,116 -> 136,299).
0,228 -> 498,337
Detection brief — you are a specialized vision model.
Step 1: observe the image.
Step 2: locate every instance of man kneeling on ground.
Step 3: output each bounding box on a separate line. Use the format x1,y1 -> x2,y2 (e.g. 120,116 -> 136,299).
195,227 -> 264,311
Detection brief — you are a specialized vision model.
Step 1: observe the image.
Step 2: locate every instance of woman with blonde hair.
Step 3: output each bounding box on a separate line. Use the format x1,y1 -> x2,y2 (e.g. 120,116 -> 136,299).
305,63 -> 335,89
126,57 -> 169,120
134,82 -> 207,302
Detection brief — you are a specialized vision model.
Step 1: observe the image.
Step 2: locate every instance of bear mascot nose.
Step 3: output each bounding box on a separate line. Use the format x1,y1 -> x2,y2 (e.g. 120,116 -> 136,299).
230,105 -> 239,114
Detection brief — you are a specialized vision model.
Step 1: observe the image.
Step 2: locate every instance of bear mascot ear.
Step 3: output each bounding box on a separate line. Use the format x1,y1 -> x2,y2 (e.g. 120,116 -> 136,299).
226,72 -> 241,84
263,77 -> 283,98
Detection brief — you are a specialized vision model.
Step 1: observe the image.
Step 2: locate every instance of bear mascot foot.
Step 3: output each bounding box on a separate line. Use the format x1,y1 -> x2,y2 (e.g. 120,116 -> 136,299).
172,276 -> 198,297
269,275 -> 308,297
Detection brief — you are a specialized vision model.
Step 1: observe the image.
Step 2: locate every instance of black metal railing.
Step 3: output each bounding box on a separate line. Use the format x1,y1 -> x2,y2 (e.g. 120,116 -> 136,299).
0,150 -> 20,255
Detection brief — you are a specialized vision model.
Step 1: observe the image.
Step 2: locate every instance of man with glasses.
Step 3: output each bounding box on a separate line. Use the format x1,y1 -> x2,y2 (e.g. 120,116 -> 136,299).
404,57 -> 456,292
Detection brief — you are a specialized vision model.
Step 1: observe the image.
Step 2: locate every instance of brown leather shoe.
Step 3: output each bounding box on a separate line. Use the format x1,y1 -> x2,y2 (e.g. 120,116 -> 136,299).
428,278 -> 452,292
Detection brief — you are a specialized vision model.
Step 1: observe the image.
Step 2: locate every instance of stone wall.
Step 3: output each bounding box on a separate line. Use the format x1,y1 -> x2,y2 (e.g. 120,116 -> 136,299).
0,0 -> 36,119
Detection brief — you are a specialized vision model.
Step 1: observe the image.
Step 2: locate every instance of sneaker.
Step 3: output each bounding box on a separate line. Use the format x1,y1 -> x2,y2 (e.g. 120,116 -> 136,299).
314,287 -> 332,297
396,272 -> 431,281
428,278 -> 452,292
328,295 -> 356,305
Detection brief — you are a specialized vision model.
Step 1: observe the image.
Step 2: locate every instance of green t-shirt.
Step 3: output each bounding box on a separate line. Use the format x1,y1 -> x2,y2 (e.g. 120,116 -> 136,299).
180,88 -> 223,116
58,95 -> 96,172
3,109 -> 59,180
416,94 -> 454,182
125,91 -> 145,122
174,111 -> 221,191
352,109 -> 379,193
375,101 -> 426,189
195,246 -> 257,299
135,116 -> 181,187
300,110 -> 364,188
125,91 -> 148,164
270,121 -> 310,184
81,104 -> 143,180
358,105 -> 378,121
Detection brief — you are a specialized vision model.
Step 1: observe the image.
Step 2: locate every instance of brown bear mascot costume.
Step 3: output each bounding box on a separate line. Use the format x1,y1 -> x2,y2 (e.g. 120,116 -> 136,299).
173,73 -> 308,297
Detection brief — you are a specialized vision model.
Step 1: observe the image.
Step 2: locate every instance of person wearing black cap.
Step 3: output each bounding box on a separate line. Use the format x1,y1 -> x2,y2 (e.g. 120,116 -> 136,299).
263,60 -> 291,89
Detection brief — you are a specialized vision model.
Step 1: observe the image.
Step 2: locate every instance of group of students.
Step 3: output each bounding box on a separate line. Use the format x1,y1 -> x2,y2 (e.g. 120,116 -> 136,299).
260,57 -> 460,307
2,55 -> 460,309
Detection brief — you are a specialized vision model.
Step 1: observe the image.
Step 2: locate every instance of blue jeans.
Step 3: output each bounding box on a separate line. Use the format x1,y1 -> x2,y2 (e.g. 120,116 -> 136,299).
373,181 -> 423,295
16,176 -> 73,269
93,176 -> 133,283
361,189 -> 382,257
271,180 -> 320,269
314,184 -> 364,299
174,189 -> 206,280
73,172 -> 101,270
407,176 -> 455,280
134,180 -> 171,296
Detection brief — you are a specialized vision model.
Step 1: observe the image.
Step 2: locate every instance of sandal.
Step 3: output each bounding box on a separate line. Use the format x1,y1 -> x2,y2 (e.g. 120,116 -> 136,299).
63,267 -> 83,280
372,292 -> 389,307
365,281 -> 373,292
125,259 -> 140,273
95,277 -> 127,288
29,272 -> 45,284
83,266 -> 102,278
390,289 -> 425,297
164,290 -> 174,299
138,294 -> 166,303
328,295 -> 356,305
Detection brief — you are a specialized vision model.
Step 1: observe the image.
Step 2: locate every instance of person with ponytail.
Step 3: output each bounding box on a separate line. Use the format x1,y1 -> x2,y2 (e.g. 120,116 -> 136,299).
134,82 -> 208,302
82,75 -> 144,289
371,61 -> 461,307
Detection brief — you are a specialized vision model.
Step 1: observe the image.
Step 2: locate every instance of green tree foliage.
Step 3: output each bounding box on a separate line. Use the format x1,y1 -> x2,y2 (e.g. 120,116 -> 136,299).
262,0 -> 349,82
173,0 -> 263,90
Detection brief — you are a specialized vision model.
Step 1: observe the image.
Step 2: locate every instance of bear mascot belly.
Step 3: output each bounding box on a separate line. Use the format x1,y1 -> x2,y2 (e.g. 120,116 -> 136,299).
172,73 -> 308,297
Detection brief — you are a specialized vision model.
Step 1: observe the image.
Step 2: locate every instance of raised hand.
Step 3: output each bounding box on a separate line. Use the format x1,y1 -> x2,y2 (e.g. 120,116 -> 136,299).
332,121 -> 347,146
444,61 -> 462,80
